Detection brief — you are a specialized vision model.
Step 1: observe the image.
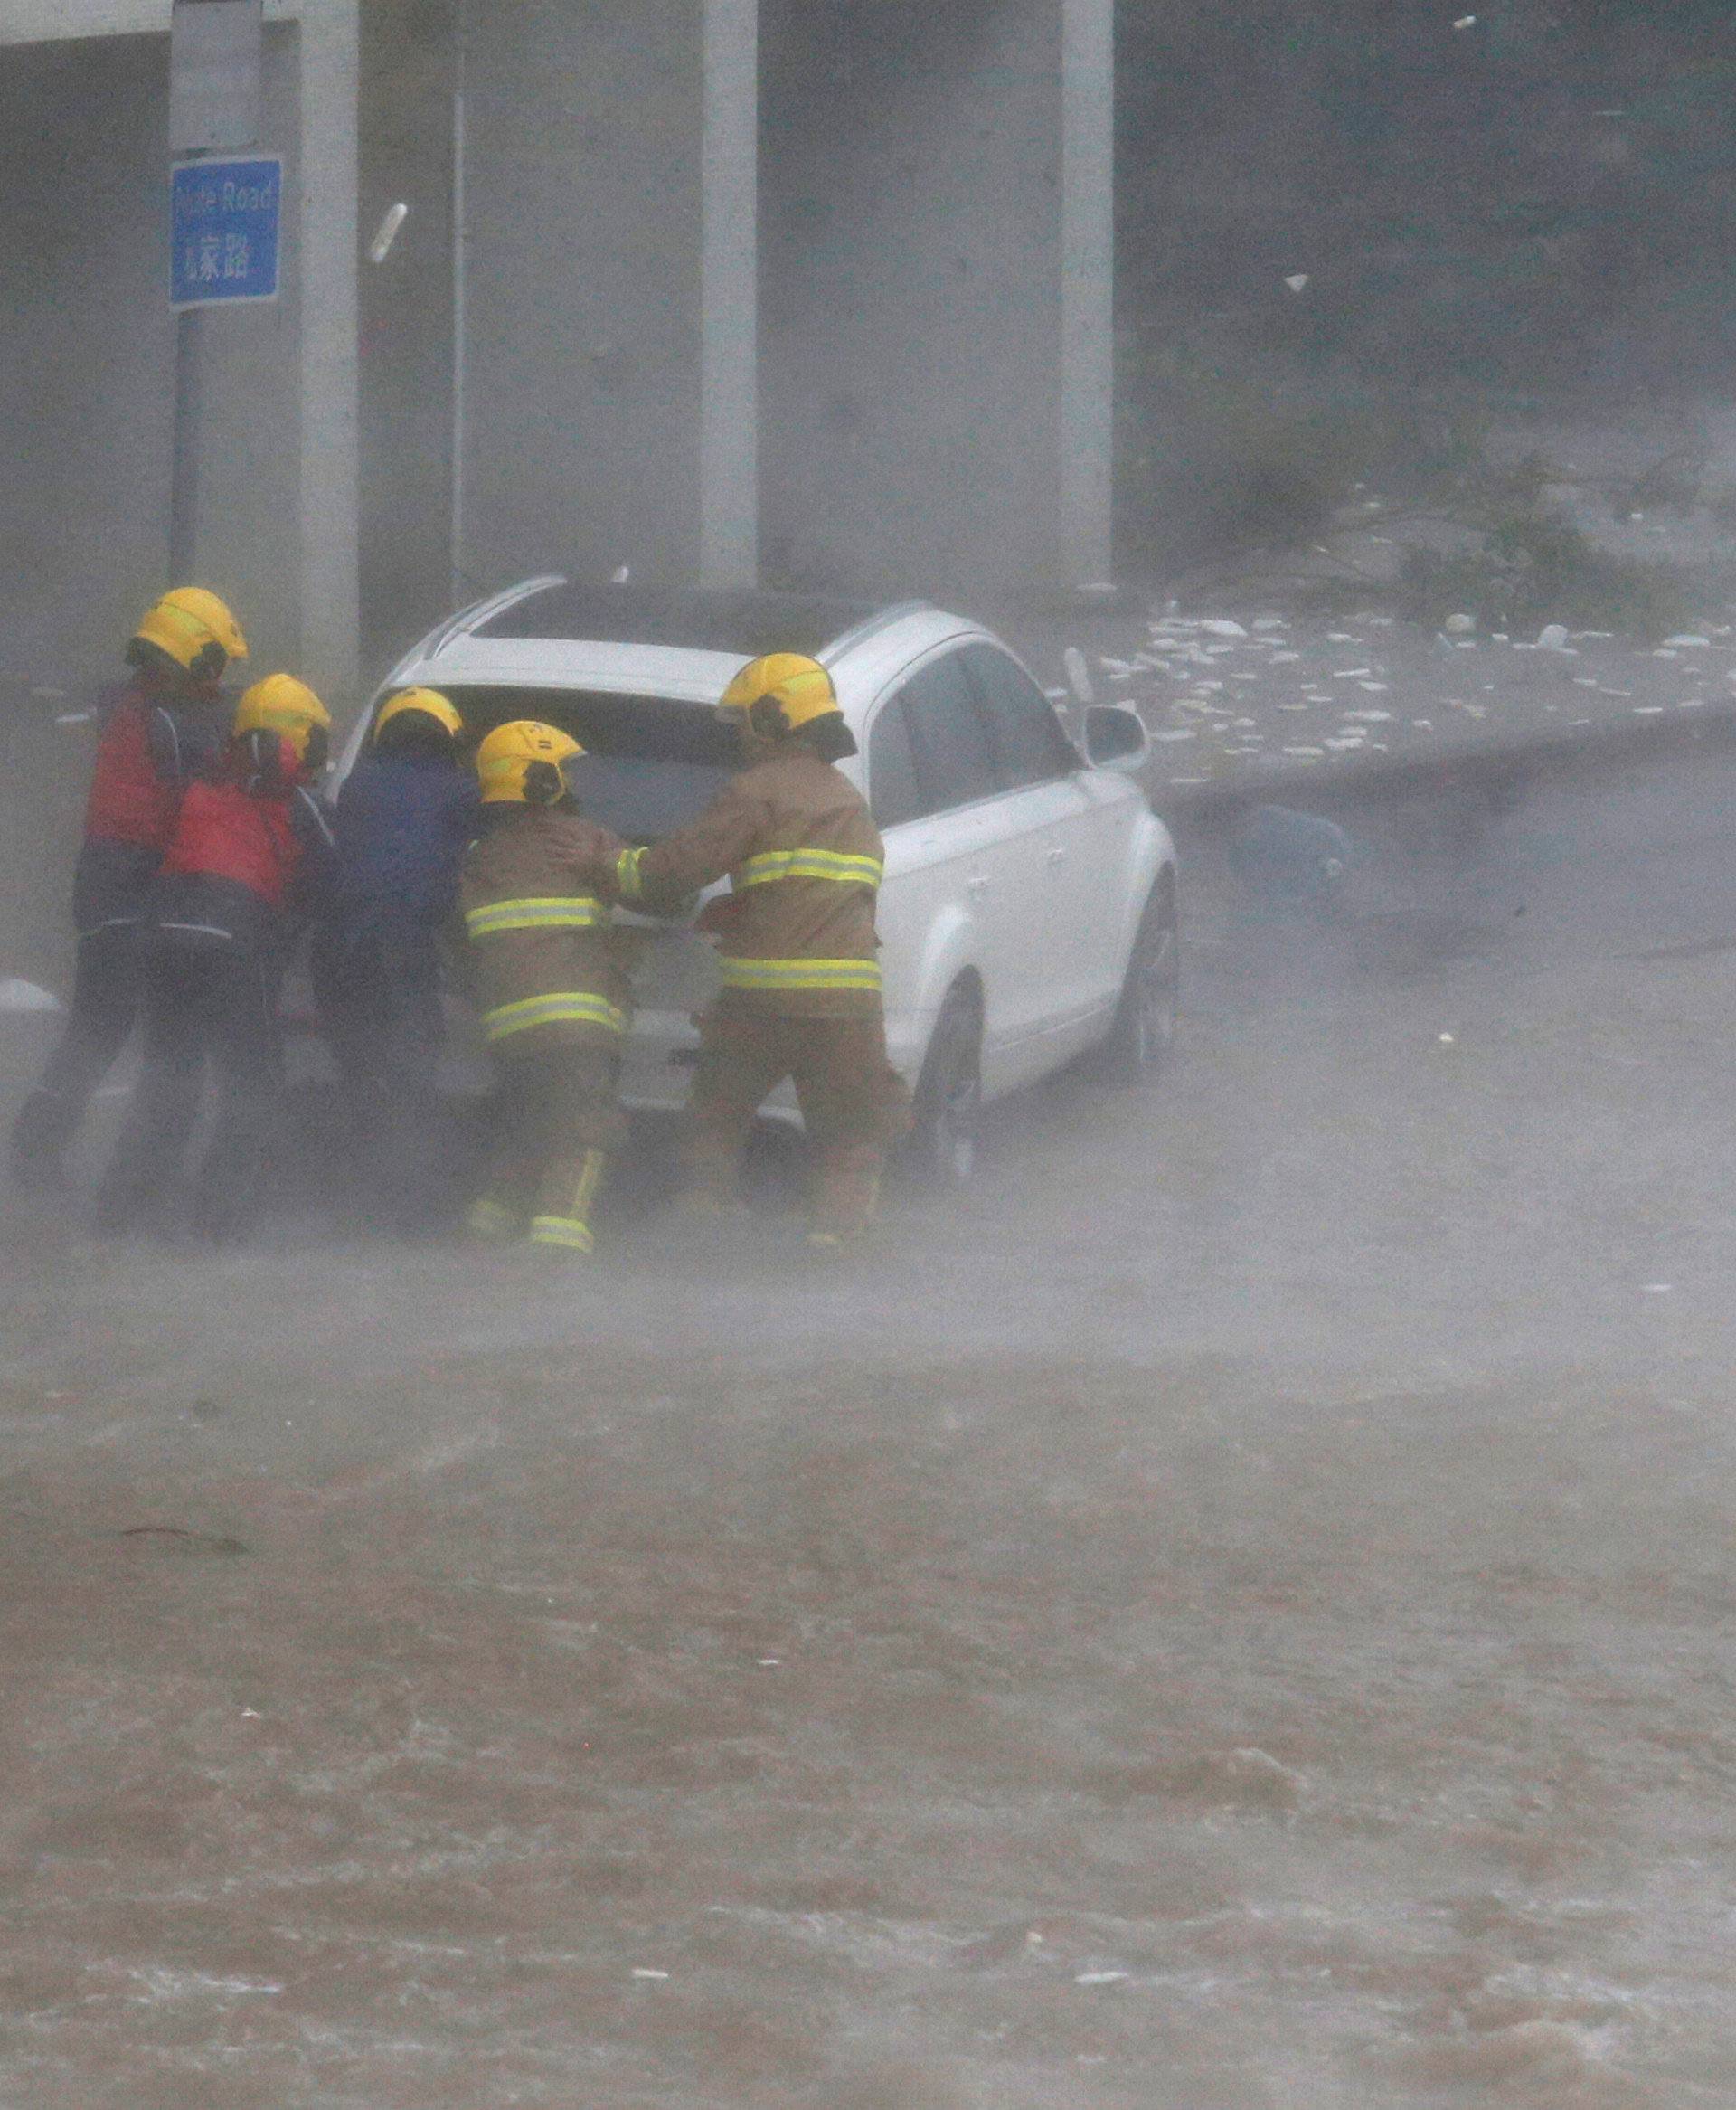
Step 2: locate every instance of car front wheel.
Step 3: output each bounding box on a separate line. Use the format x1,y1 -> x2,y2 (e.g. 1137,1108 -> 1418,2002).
1101,881 -> 1179,1083
905,986 -> 983,1187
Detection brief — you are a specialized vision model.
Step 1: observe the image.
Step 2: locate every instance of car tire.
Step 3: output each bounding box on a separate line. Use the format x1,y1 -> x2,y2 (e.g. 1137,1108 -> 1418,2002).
1100,879 -> 1179,1083
905,986 -> 983,1187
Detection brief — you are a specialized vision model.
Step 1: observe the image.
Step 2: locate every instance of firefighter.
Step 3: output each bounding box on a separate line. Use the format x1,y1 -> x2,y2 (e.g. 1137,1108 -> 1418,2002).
95,678 -> 336,1241
231,668 -> 334,777
311,687 -> 476,1230
8,587 -> 246,1190
614,653 -> 909,1247
458,720 -> 631,1257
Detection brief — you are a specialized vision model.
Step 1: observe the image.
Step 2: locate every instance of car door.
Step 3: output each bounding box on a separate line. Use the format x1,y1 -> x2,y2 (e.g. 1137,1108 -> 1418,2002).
892,646 -> 1048,1070
861,688 -> 947,1087
864,647 -> 1019,1075
948,640 -> 1104,1052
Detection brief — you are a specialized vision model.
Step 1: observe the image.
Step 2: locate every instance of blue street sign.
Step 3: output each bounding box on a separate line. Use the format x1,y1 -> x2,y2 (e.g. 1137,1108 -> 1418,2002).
170,155 -> 282,309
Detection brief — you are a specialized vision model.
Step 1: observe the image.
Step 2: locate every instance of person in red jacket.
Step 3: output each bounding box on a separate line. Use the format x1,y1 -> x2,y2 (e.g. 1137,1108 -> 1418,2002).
9,588 -> 247,1190
96,678 -> 335,1242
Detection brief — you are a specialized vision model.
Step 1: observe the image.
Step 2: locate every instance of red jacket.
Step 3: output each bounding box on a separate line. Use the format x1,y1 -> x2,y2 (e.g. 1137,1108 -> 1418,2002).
72,683 -> 220,935
161,778 -> 301,911
83,684 -> 207,850
150,740 -> 336,960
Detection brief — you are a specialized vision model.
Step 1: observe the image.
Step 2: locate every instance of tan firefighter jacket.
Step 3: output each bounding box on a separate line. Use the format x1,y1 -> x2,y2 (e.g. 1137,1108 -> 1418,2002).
613,747 -> 885,1018
458,807 -> 632,1050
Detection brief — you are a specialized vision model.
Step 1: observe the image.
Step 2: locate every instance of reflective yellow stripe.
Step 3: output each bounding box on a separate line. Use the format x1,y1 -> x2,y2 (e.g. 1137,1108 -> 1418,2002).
718,956 -> 882,993
616,846 -> 646,901
735,847 -> 883,890
570,1149 -> 607,1222
529,1215 -> 596,1253
465,1196 -> 521,1241
466,895 -> 603,937
481,991 -> 627,1040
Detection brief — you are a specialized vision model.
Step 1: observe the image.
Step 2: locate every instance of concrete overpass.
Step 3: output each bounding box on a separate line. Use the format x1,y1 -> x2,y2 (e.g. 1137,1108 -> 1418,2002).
1,0 -> 1113,702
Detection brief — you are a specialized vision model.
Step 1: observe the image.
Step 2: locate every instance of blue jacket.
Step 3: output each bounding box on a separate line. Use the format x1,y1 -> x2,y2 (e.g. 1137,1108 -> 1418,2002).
330,755 -> 477,930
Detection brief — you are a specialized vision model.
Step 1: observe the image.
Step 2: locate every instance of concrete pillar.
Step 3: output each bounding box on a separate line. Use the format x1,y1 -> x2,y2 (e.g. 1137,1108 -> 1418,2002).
1061,0 -> 1113,587
700,0 -> 759,589
460,0 -> 759,597
297,0 -> 360,702
0,17 -> 309,678
760,0 -> 1113,605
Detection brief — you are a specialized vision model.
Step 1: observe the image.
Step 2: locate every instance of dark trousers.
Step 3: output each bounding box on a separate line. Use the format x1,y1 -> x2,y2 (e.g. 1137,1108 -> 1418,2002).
9,923 -> 142,1179
311,924 -> 448,1227
98,941 -> 284,1238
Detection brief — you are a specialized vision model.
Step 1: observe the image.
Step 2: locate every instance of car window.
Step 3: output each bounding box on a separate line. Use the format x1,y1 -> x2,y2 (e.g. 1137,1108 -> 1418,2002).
439,684 -> 736,843
900,649 -> 998,816
959,642 -> 1077,789
866,695 -> 922,830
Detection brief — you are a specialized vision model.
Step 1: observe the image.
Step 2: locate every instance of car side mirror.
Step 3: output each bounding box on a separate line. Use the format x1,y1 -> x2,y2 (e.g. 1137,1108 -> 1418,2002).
1081,704 -> 1149,774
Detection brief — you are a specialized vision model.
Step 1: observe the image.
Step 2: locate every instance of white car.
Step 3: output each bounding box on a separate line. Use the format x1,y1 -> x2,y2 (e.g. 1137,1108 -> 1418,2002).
339,580 -> 1178,1178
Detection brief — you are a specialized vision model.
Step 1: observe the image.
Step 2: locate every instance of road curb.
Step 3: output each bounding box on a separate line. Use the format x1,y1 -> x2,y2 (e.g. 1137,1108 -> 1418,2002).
1150,695 -> 1736,834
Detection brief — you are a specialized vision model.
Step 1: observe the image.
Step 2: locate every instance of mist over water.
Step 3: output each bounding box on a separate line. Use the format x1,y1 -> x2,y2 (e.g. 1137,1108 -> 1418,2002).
5,745 -> 1736,2102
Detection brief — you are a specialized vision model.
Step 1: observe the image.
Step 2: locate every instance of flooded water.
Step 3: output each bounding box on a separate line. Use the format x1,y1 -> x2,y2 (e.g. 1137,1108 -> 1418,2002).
3,755 -> 1735,2105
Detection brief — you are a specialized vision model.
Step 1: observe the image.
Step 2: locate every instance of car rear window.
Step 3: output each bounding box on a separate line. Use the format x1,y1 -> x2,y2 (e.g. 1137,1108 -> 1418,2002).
434,685 -> 736,844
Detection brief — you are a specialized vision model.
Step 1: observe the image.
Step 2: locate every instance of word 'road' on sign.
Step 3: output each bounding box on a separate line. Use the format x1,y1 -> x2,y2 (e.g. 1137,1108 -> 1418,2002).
170,155 -> 282,309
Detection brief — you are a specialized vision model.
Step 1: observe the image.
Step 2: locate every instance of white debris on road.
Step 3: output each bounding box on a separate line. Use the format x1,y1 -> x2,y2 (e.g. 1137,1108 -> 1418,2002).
1062,646 -> 1094,706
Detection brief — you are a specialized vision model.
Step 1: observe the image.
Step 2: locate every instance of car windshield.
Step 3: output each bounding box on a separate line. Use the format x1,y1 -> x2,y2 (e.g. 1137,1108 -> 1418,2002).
435,684 -> 737,843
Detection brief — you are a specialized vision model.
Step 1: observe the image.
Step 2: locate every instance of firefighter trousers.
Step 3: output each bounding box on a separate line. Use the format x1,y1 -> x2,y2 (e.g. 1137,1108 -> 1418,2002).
686,998 -> 910,1235
97,939 -> 285,1239
471,1036 -> 624,1254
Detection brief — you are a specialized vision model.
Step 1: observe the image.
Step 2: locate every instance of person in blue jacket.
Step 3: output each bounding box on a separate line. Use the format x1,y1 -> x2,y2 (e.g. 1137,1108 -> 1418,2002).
313,687 -> 477,1230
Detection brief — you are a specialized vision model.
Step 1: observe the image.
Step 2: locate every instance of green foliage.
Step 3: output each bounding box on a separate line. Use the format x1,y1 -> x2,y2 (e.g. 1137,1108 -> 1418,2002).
1397,508 -> 1697,639
1116,0 -> 1736,582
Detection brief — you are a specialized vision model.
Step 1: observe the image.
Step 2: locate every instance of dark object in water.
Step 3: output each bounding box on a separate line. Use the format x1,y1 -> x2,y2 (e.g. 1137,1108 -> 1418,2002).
117,1525 -> 249,1556
1227,804 -> 1359,918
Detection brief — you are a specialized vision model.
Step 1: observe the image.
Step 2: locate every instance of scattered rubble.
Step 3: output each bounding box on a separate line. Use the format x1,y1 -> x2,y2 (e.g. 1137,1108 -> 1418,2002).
1050,596 -> 1736,800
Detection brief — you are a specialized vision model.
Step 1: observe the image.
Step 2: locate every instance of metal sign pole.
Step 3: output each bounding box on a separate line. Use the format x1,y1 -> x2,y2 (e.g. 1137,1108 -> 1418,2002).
168,172 -> 205,585
167,0 -> 264,587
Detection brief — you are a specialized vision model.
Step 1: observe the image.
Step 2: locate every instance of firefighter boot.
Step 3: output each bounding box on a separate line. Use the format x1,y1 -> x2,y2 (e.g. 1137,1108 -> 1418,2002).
676,1125 -> 750,1222
527,1149 -> 606,1258
807,1140 -> 883,1252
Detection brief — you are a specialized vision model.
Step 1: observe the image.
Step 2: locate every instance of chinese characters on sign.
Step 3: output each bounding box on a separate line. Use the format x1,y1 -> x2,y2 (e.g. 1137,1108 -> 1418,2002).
170,156 -> 282,309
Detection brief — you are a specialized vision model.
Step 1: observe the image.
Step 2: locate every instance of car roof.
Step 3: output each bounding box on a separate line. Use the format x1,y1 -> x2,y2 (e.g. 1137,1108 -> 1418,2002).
395,578 -> 985,716
471,582 -> 903,659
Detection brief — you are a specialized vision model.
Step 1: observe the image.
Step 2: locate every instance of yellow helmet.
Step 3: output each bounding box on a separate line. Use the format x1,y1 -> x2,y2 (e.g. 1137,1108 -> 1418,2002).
233,673 -> 332,770
131,586 -> 249,680
373,686 -> 464,744
718,652 -> 843,740
476,719 -> 584,805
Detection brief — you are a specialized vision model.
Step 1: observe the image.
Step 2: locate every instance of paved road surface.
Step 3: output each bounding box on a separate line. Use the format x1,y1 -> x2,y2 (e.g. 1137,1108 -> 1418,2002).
1,754 -> 1734,2106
